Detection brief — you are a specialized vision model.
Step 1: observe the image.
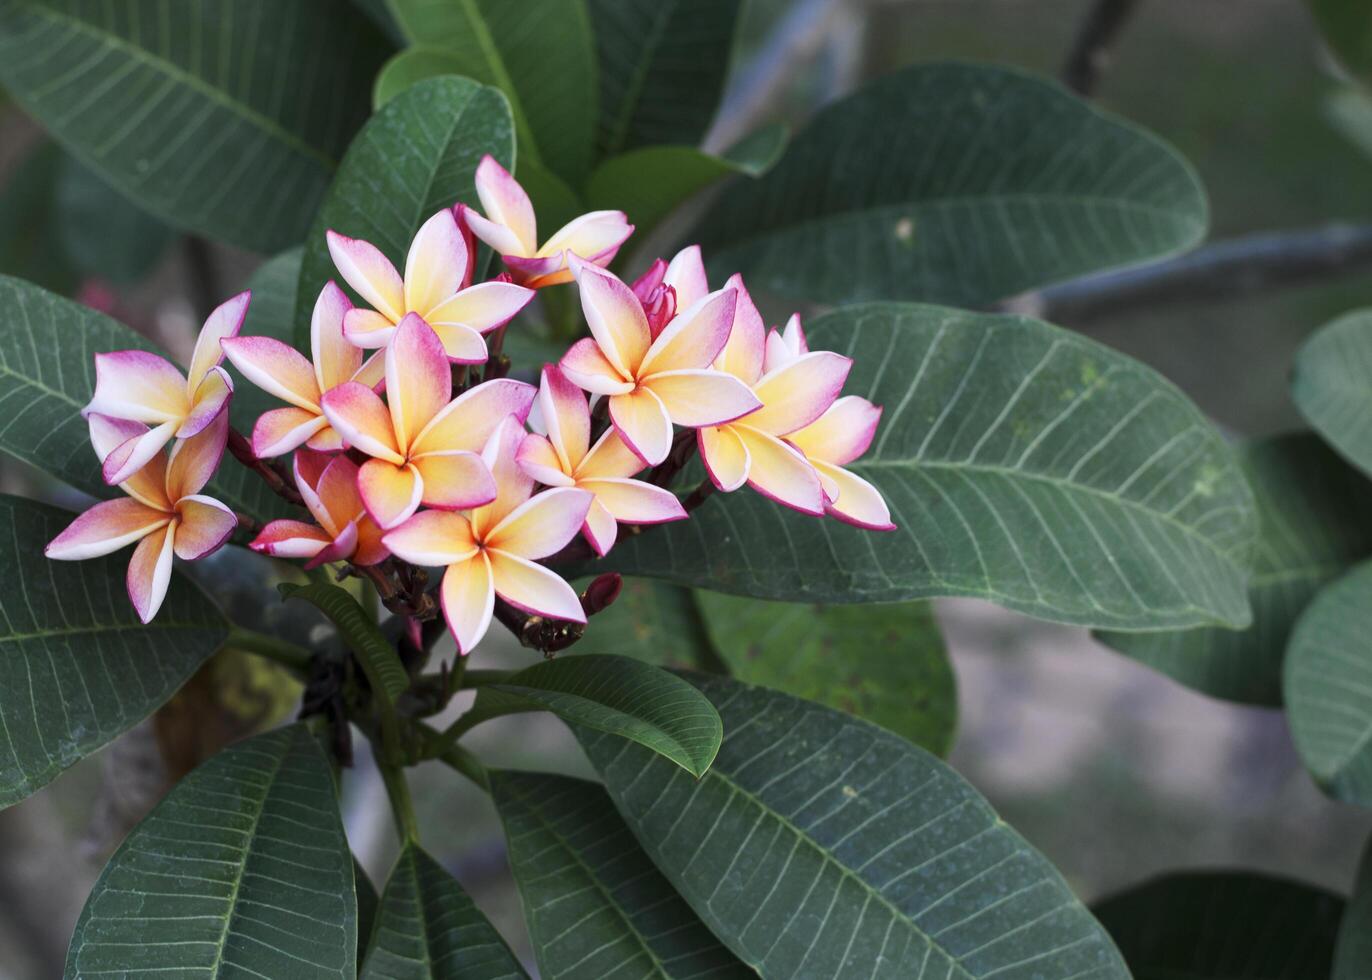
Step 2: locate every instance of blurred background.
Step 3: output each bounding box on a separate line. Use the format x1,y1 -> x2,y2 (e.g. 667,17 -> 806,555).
4,0 -> 1372,975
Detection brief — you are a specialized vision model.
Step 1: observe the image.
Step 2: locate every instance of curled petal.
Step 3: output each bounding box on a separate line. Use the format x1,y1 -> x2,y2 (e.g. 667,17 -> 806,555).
101,421 -> 178,488
425,280 -> 534,334
315,455 -> 366,534
574,426 -> 645,481
405,209 -> 469,317
580,478 -> 687,526
250,519 -> 332,559
89,414 -> 168,508
178,367 -> 233,438
815,461 -> 895,531
127,524 -> 176,624
87,351 -> 187,423
744,351 -> 852,436
320,382 -> 402,463
221,336 -> 320,411
383,510 -> 479,566
306,520 -> 360,569
572,260 -> 650,378
539,211 -> 633,267
698,425 -> 750,492
310,281 -> 363,391
293,447 -> 333,506
327,231 -> 404,323
440,552 -> 495,655
714,273 -> 765,384
642,369 -> 761,428
581,498 -> 618,556
429,321 -> 489,365
186,291 -> 249,393
353,518 -> 389,566
789,396 -> 883,466
639,288 -> 738,376
663,245 -> 709,310
172,495 -> 237,559
45,498 -> 168,560
485,486 -> 593,560
516,432 -> 575,487
609,386 -> 673,466
631,258 -> 667,304
251,406 -> 328,459
413,450 -> 498,510
487,550 -> 586,623
538,364 -> 591,471
412,378 -> 536,456
342,308 -> 398,349
166,410 -> 228,501
504,252 -> 575,288
734,426 -> 826,516
386,315 -> 452,451
357,459 -> 424,530
473,156 -> 537,254
559,338 -> 634,396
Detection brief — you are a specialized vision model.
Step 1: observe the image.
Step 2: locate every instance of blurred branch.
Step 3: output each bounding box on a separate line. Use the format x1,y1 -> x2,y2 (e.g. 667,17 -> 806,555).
1061,0 -> 1143,95
1000,223 -> 1372,323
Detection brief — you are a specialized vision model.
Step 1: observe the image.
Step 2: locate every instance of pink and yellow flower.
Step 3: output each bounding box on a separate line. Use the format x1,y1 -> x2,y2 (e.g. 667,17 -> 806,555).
384,417 -> 593,654
320,315 -> 536,529
789,397 -> 896,531
517,366 -> 687,555
558,259 -> 761,466
248,450 -> 388,567
327,207 -> 535,362
46,412 -> 236,623
221,283 -> 385,457
85,292 -> 248,484
463,156 -> 633,288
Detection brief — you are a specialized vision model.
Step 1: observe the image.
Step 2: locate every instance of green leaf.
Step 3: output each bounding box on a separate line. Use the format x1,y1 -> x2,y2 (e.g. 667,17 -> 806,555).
1096,433 -> 1372,705
572,578 -> 714,670
384,0 -> 596,182
584,125 -> 788,239
578,674 -> 1128,978
0,0 -> 388,252
582,303 -> 1257,631
695,63 -> 1208,307
293,76 -> 515,349
355,856 -> 380,965
1093,872 -> 1344,979
1292,309 -> 1372,479
55,154 -> 175,284
1335,838 -> 1372,980
492,770 -> 750,979
0,141 -> 79,293
1308,0 -> 1372,87
231,247 -> 303,434
462,655 -> 721,777
589,0 -> 743,157
360,841 -> 526,979
0,274 -> 288,521
279,582 -> 409,706
696,594 -> 957,755
1284,559 -> 1372,805
65,724 -> 357,978
0,494 -> 227,808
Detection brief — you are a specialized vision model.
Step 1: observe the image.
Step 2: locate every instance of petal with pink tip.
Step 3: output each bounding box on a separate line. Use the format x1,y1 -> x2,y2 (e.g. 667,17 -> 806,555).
504,252 -> 575,287
559,338 -> 634,396
639,288 -> 738,376
429,321 -> 488,364
89,414 -> 169,508
385,314 -> 452,451
414,450 -> 498,510
698,425 -> 750,492
426,280 -> 534,333
714,273 -> 765,384
609,386 -> 673,465
487,550 -> 586,623
315,455 -> 365,534
663,245 -> 709,309
252,406 -> 329,459
127,524 -> 176,623
87,351 -> 187,423
463,208 -> 530,260
310,281 -> 363,390
516,432 -> 575,487
101,421 -> 178,489
412,378 -> 536,456
642,369 -> 761,428
178,367 -> 232,438
441,552 -> 495,655
470,416 -> 535,538
630,259 -> 667,304
166,410 -> 228,501
580,478 -> 687,526
383,510 -> 479,566
474,156 -> 537,254
788,396 -> 883,466
538,365 -> 590,471
764,314 -> 809,373
815,461 -> 895,530
250,520 -> 332,559
734,426 -> 826,516
358,459 -> 424,529
327,231 -> 404,323
186,291 -> 249,392
744,351 -> 852,436
45,498 -> 169,560
539,211 -> 633,266
573,261 -> 650,377
221,336 -> 320,411
306,520 -> 360,569
581,497 -> 618,556
320,382 -> 402,463
486,486 -> 593,560
342,308 -> 398,349
172,495 -> 236,559
405,209 -> 469,317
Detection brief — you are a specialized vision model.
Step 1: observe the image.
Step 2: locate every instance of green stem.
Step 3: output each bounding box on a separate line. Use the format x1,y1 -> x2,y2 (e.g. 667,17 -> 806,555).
433,738 -> 490,792
227,627 -> 312,673
304,564 -> 333,587
377,758 -> 419,843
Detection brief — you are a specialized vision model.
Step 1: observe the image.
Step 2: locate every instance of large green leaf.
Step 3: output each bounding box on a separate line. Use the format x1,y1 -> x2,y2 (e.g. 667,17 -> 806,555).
1093,872 -> 1344,979
0,495 -> 227,808
1097,433 -> 1372,705
573,577 -> 714,670
360,842 -> 526,979
0,275 -> 289,521
696,594 -> 957,755
1335,838 -> 1372,980
1308,0 -> 1372,87
65,724 -> 357,978
579,674 -> 1128,978
695,63 -> 1207,307
1284,559 -> 1372,805
0,0 -> 388,252
492,770 -> 750,979
589,0 -> 743,157
293,76 -> 515,348
582,304 -> 1257,631
460,655 -> 720,777
1292,309 -> 1372,479
380,0 -> 596,182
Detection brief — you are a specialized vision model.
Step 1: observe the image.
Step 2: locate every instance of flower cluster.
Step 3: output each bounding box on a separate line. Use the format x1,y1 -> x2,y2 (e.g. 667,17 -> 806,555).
46,155 -> 892,650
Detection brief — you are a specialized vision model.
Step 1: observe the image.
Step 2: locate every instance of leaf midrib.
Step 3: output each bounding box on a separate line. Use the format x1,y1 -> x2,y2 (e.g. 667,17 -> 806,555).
1,621 -> 221,643
603,0 -> 676,156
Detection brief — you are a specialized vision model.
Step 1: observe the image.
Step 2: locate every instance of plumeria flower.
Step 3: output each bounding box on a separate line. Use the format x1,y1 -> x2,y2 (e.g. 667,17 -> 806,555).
320,315 -> 536,529
764,314 -> 809,371
85,292 -> 248,484
384,417 -> 593,654
463,156 -> 633,288
46,412 -> 236,623
558,259 -> 761,466
249,450 -> 388,567
789,397 -> 896,531
221,283 -> 385,457
327,207 -> 535,362
517,365 -> 686,555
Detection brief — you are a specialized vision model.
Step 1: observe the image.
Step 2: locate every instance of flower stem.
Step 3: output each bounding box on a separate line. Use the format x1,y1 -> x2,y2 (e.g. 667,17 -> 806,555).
377,758 -> 419,843
226,427 -> 305,507
226,626 -> 312,673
